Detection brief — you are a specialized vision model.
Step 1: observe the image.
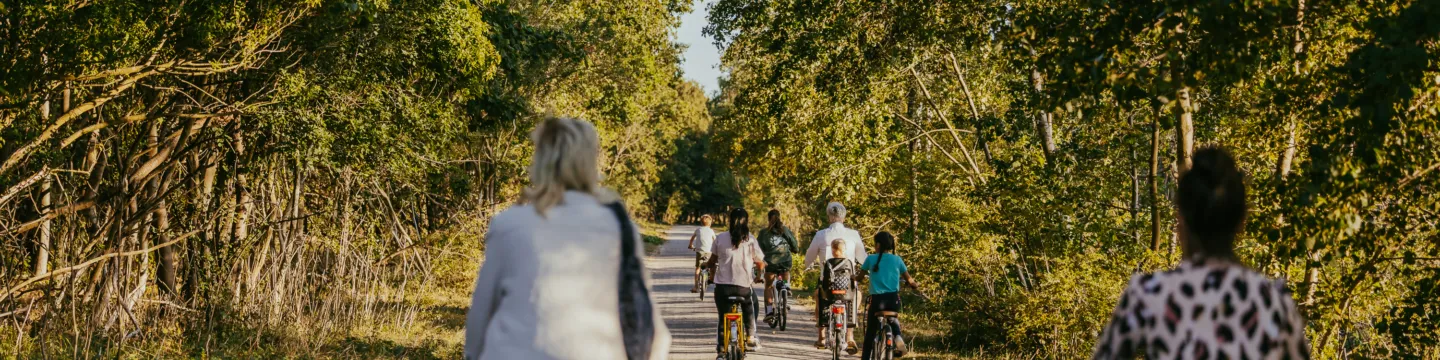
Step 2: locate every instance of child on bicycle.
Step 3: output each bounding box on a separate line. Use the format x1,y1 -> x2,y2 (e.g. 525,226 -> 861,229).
816,239 -> 858,353
859,231 -> 920,359
689,215 -> 717,293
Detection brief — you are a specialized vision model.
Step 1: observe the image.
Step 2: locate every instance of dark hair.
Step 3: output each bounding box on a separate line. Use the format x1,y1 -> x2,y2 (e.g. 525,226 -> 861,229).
767,209 -> 783,231
729,208 -> 750,249
1176,147 -> 1247,261
871,231 -> 896,271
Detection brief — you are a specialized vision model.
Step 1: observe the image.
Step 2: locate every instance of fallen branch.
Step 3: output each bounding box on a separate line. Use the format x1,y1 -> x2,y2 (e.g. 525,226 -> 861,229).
0,229 -> 201,304
0,167 -> 49,206
3,201 -> 96,236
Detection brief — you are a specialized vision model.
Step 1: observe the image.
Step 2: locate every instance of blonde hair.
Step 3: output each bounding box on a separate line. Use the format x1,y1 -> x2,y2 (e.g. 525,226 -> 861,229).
520,117 -> 612,215
830,240 -> 846,258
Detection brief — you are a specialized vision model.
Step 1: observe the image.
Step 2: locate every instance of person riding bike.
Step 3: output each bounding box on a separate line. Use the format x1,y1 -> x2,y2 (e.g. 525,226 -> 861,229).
757,209 -> 799,320
858,231 -> 920,359
816,240 -> 858,352
689,215 -> 717,293
804,202 -> 868,352
703,208 -> 766,354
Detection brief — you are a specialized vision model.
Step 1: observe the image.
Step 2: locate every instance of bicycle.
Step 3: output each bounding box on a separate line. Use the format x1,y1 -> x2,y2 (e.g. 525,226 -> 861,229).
870,309 -> 900,360
720,296 -> 749,360
867,292 -> 929,360
765,271 -> 791,331
826,288 -> 850,360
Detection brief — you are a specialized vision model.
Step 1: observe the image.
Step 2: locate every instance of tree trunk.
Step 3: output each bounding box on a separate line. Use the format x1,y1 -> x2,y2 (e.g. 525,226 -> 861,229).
144,121 -> 179,296
1150,112 -> 1163,251
231,130 -> 252,299
155,198 -> 177,295
35,86 -> 52,277
1286,0 -> 1321,307
907,92 -> 921,244
185,154 -> 219,301
1032,69 -> 1057,165
1174,85 -> 1195,173
1275,121 -> 1298,179
36,175 -> 52,276
1130,114 -> 1141,243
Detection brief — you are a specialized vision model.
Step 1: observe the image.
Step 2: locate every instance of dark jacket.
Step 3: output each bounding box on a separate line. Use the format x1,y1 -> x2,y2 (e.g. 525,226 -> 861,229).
756,226 -> 799,268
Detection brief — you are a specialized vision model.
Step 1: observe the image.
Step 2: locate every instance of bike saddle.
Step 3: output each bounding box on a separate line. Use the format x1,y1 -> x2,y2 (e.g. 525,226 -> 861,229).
725,296 -> 748,302
877,311 -> 899,317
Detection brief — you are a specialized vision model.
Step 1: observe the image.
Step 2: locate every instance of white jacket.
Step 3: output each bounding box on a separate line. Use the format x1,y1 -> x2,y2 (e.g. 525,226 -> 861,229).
465,191 -> 671,360
804,223 -> 868,269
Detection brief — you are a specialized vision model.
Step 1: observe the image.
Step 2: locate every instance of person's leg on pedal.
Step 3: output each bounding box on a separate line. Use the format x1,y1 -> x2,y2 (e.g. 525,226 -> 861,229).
891,295 -> 906,356
693,253 -> 704,292
763,272 -> 776,317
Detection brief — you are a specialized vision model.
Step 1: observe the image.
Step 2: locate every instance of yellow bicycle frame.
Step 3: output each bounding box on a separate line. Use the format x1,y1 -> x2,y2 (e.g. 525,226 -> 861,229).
721,303 -> 747,355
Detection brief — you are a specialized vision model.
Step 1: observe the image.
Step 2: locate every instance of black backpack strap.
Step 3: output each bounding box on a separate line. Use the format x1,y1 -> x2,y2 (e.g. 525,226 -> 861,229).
606,201 -> 654,360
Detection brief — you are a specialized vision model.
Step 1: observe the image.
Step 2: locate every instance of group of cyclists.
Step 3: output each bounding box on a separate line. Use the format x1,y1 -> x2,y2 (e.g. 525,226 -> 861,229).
689,202 -> 921,359
464,120 -> 1308,360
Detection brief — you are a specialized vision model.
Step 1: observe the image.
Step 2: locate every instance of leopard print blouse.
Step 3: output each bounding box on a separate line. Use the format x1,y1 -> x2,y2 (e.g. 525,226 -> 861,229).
1092,260 -> 1312,360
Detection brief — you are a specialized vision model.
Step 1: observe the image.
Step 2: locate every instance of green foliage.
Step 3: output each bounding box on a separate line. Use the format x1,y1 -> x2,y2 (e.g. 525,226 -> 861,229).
705,0 -> 1439,357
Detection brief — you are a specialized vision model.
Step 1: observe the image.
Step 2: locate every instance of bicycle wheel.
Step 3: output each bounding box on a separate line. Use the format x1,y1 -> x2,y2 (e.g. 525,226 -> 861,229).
728,321 -> 740,360
831,326 -> 843,360
875,326 -> 887,360
699,271 -> 706,300
766,292 -> 778,329
777,291 -> 788,331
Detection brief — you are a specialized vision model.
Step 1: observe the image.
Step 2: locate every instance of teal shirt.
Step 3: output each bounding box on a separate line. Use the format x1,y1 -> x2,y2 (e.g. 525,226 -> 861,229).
861,253 -> 908,294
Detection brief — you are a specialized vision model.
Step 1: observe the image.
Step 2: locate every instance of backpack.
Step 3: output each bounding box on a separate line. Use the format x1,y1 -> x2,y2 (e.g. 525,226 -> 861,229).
825,257 -> 855,293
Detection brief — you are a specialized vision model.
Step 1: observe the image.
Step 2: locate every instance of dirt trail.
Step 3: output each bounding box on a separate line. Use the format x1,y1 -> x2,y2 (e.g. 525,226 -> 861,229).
652,225 -> 835,360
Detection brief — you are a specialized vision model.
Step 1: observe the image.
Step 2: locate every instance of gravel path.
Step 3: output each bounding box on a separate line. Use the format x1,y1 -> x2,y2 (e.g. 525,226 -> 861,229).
652,225 -> 835,360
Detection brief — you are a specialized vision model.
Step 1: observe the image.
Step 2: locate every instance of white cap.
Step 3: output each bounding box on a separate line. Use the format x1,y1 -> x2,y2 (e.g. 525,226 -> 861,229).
826,202 -> 846,219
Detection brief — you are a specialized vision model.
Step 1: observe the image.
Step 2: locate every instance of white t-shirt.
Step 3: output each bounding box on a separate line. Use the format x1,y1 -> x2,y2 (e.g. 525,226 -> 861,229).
804,223 -> 868,268
709,231 -> 762,286
692,226 -> 716,253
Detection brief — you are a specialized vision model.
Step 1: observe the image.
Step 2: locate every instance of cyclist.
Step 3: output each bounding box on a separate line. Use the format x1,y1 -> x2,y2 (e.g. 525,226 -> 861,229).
703,208 -> 766,353
757,209 -> 799,320
688,215 -> 717,293
858,231 -> 920,359
815,239 -> 858,352
804,202 -> 867,350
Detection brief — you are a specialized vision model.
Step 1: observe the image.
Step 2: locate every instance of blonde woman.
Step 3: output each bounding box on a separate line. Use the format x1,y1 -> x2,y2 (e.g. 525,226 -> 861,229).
465,117 -> 671,360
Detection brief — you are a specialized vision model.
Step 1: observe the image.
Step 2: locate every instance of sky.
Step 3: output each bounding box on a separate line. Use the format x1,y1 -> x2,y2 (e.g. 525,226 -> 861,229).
674,0 -> 723,96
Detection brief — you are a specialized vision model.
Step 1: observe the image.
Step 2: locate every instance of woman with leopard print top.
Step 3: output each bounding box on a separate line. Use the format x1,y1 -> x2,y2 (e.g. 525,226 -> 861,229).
1092,147 -> 1312,360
